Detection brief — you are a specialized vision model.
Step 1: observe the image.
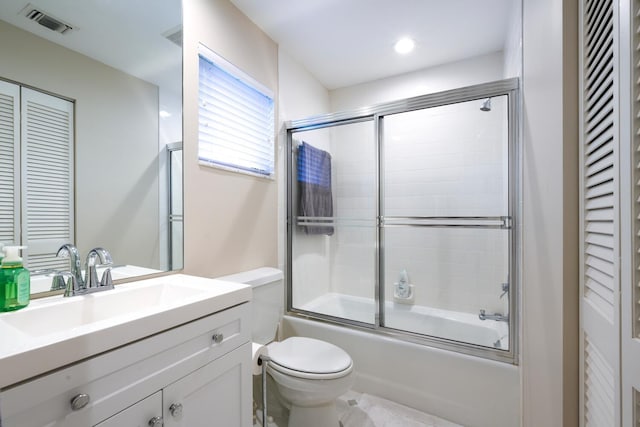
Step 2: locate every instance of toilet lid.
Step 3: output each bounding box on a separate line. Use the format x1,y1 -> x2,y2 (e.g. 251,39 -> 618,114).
268,337 -> 352,375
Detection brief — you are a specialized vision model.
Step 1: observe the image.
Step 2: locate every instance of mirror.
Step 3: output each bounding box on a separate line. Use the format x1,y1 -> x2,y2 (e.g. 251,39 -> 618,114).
0,0 -> 183,295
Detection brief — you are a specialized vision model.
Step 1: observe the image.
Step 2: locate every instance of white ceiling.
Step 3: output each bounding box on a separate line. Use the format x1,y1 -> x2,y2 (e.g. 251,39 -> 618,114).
0,0 -> 182,96
230,0 -> 515,90
1,1 -> 515,93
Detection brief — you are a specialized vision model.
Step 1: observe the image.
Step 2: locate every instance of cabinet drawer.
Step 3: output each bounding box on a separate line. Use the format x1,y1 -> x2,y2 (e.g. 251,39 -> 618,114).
94,391 -> 162,427
0,302 -> 250,427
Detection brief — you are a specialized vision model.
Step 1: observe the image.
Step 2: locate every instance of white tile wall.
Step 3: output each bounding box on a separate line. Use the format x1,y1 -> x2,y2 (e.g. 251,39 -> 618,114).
324,97 -> 509,315
329,122 -> 377,308
384,98 -> 508,218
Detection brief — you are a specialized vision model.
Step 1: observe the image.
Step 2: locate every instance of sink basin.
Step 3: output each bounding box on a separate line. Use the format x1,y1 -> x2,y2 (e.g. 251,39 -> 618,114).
0,274 -> 251,389
3,281 -> 208,337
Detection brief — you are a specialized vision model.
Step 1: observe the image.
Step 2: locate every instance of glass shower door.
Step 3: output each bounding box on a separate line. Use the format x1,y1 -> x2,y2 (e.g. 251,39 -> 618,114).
381,96 -> 512,350
289,119 -> 377,325
168,145 -> 183,270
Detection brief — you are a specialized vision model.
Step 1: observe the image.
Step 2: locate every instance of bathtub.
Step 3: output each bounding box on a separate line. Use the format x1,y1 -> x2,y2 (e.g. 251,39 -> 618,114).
282,294 -> 520,427
301,293 -> 510,350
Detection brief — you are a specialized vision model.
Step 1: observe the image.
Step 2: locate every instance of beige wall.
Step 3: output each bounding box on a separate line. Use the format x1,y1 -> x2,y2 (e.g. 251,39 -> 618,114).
182,0 -> 279,278
522,0 -> 578,425
0,20 -> 160,270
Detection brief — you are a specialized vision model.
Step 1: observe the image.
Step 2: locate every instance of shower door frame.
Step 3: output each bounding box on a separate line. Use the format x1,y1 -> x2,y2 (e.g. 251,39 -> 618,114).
285,78 -> 520,364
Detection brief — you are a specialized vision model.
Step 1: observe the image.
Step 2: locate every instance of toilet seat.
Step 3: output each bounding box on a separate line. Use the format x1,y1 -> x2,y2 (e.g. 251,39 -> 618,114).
267,337 -> 353,380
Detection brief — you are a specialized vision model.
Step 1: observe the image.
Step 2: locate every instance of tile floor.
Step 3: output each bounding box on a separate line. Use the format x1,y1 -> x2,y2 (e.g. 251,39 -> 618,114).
337,391 -> 462,427
254,383 -> 462,427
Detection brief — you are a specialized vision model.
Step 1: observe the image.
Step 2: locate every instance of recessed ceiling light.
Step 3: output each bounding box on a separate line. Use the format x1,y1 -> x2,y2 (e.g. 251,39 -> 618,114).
159,110 -> 172,118
394,37 -> 415,54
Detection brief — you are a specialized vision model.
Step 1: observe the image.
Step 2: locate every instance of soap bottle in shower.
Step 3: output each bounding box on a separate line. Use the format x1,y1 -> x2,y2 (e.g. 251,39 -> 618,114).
397,270 -> 410,298
393,269 -> 415,304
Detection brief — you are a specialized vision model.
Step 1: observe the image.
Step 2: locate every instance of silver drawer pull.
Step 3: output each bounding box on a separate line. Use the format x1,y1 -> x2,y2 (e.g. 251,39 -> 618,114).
212,333 -> 224,344
148,415 -> 164,426
70,393 -> 90,411
169,402 -> 183,418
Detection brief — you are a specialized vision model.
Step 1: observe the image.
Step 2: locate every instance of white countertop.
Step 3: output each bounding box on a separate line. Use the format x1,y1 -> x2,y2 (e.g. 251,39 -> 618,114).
0,274 -> 251,389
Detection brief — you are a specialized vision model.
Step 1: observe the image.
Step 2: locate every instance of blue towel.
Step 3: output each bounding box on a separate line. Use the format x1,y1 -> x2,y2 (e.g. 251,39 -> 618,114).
297,142 -> 334,235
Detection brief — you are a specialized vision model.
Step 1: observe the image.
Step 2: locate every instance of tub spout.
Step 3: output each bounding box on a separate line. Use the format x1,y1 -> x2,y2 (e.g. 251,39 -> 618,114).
479,309 -> 508,322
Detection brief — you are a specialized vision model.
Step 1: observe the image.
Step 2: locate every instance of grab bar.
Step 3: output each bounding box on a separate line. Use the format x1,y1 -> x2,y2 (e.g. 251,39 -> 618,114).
294,216 -> 512,229
382,216 -> 511,229
294,217 -> 376,227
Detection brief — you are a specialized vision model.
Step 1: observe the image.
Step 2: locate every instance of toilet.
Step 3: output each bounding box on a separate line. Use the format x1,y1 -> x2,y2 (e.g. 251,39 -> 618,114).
217,267 -> 354,427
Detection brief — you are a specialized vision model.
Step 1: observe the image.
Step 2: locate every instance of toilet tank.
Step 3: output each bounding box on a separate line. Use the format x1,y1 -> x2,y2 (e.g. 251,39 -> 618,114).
216,267 -> 284,345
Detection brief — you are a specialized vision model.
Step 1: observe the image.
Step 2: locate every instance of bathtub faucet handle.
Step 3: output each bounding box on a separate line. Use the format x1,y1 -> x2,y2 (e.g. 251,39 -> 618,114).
479,309 -> 509,322
500,282 -> 509,299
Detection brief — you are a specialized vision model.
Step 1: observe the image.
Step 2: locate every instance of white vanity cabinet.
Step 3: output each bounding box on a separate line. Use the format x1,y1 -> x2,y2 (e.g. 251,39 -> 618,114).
0,302 -> 252,427
94,391 -> 163,427
163,344 -> 249,426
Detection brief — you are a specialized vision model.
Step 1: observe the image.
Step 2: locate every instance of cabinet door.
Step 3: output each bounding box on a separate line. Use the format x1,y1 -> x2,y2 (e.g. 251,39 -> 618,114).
94,391 -> 163,427
163,342 -> 252,427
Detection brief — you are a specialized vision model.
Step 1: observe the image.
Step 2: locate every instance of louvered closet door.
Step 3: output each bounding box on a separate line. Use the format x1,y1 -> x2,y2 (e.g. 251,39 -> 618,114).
21,88 -> 74,271
620,0 -> 640,425
580,0 -> 621,425
0,80 -> 20,248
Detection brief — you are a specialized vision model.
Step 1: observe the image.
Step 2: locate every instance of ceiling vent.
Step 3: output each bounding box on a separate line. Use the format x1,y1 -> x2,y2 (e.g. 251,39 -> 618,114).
21,4 -> 73,34
163,25 -> 183,47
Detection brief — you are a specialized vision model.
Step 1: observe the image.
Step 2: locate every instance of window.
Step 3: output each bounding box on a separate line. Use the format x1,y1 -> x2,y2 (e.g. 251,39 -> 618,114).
198,44 -> 275,177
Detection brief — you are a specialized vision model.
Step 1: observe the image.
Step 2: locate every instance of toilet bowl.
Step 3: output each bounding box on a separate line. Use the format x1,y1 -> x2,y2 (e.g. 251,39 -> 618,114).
216,268 -> 354,427
266,337 -> 354,427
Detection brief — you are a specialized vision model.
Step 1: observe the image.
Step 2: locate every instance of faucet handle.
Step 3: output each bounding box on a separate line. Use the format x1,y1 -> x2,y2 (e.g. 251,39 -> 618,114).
100,268 -> 113,289
52,272 -> 79,297
50,274 -> 66,291
500,282 -> 509,299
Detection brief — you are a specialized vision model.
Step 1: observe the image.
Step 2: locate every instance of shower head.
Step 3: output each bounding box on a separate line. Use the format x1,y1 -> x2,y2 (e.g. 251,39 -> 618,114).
480,98 -> 492,112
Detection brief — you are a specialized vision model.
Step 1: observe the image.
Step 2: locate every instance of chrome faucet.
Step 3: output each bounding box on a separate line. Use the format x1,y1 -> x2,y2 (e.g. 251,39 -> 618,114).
84,247 -> 113,289
479,309 -> 509,322
56,244 -> 83,287
54,244 -> 114,296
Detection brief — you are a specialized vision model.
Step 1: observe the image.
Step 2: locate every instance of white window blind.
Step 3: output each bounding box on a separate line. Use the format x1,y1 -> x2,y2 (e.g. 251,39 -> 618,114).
198,44 -> 275,177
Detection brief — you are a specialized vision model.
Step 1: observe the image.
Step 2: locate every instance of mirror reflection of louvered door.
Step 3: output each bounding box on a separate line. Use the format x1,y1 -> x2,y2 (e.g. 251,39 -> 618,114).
20,87 -> 74,272
0,80 -> 20,249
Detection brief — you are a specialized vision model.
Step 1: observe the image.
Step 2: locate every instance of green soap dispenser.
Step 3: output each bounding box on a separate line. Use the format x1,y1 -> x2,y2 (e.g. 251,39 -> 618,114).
0,246 -> 30,312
